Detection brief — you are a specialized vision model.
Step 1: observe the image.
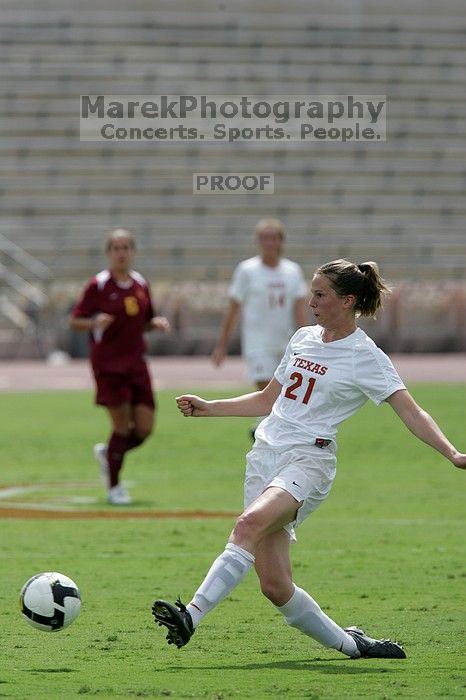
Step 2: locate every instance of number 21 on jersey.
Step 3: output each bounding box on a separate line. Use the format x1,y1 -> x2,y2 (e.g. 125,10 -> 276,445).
284,371 -> 316,405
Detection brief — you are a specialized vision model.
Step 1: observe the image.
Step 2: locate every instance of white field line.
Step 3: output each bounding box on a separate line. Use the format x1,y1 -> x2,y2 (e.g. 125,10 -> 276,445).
0,501 -> 87,512
0,482 -> 99,500
0,486 -> 37,499
0,484 -> 463,524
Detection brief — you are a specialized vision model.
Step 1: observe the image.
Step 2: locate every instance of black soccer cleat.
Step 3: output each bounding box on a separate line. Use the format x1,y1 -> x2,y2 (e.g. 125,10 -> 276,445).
152,597 -> 194,648
345,626 -> 406,659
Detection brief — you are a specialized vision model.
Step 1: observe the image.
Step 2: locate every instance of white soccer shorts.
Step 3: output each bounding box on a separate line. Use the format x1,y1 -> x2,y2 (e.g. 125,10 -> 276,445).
245,352 -> 284,383
243,443 -> 337,542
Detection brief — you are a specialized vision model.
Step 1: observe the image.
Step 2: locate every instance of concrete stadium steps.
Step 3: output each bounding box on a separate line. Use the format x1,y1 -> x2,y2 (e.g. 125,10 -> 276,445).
2,144 -> 466,167
2,96 -> 464,121
5,60 -> 466,84
2,77 -> 465,99
3,211 -> 465,232
1,6 -> 466,28
1,195 -> 465,217
4,225 -> 465,282
3,150 -> 465,172
4,217 -> 462,240
2,174 -> 464,197
1,0 -> 465,288
2,118 -> 466,141
2,15 -> 466,45
2,0 -> 465,12
3,46 -> 466,68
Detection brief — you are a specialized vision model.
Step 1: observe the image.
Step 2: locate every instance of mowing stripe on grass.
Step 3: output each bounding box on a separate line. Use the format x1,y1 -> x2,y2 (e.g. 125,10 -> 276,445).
0,506 -> 238,519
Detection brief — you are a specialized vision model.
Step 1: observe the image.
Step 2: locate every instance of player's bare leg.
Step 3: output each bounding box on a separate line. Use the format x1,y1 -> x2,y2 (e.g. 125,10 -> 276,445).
131,404 -> 154,443
253,528 -> 293,605
108,403 -> 132,436
229,486 -> 300,552
153,488 -> 298,645
254,529 -> 360,656
153,488 -> 406,657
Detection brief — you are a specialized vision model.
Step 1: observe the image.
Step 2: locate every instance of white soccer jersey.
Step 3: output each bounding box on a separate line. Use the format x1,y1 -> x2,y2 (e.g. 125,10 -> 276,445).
255,325 -> 406,449
229,256 -> 308,355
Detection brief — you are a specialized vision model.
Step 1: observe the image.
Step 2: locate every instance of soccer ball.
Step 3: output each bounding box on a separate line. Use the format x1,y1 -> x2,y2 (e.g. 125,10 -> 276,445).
20,572 -> 81,632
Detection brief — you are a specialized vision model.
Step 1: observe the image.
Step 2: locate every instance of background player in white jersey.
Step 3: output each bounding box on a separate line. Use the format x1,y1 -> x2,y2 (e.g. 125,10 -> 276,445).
212,218 -> 308,434
153,259 -> 466,659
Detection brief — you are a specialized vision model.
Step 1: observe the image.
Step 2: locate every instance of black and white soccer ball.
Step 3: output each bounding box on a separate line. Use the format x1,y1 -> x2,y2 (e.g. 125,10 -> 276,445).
20,572 -> 81,632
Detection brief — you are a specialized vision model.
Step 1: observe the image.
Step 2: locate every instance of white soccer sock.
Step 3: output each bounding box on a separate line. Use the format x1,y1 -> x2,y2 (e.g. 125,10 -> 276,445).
277,585 -> 359,657
186,543 -> 255,628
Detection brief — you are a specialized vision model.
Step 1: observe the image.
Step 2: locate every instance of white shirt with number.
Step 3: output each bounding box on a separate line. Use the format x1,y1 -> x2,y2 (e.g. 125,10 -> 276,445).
229,256 -> 308,356
255,325 -> 406,449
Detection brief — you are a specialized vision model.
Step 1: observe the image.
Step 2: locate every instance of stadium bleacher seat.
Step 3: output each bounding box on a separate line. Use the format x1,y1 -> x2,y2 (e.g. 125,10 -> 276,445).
0,0 -> 465,354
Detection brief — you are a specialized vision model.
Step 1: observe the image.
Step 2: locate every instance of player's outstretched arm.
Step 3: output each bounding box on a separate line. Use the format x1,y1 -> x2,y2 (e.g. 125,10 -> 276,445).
387,389 -> 466,469
176,378 -> 282,418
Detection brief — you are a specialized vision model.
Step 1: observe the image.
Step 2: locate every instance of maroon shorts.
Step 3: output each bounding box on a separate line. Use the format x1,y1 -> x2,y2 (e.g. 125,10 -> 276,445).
93,363 -> 155,409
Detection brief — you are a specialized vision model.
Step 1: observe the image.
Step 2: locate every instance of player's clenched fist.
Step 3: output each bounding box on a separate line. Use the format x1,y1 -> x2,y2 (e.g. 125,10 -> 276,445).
452,452 -> 466,470
176,394 -> 211,417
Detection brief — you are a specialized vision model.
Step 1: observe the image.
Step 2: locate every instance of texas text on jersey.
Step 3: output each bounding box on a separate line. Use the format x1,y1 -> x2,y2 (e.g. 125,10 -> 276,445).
255,325 -> 406,449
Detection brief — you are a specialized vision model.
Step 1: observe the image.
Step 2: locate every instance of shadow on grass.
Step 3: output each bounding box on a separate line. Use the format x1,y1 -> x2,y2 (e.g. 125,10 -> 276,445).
26,668 -> 77,673
162,658 -> 402,674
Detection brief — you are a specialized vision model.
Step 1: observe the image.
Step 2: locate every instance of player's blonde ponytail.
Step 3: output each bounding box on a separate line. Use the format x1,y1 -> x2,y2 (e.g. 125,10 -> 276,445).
317,259 -> 391,318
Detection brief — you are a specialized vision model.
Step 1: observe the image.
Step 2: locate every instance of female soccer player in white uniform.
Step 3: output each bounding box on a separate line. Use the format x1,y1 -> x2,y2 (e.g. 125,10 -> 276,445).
212,219 -> 308,381
153,259 -> 466,659
212,218 -> 308,437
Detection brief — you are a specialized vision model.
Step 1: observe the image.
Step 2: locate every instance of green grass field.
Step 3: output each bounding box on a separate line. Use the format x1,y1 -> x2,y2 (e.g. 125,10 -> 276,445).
0,385 -> 465,699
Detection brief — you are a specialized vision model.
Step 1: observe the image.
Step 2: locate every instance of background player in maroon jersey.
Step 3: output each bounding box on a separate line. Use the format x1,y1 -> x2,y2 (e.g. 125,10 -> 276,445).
70,228 -> 170,504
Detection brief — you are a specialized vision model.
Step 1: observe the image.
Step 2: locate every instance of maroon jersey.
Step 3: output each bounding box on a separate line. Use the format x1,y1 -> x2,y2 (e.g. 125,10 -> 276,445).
72,270 -> 154,372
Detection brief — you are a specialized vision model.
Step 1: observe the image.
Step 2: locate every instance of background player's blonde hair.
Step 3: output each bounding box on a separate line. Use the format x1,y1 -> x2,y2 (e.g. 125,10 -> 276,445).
254,218 -> 286,240
105,228 -> 136,252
